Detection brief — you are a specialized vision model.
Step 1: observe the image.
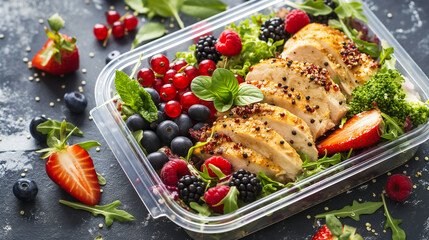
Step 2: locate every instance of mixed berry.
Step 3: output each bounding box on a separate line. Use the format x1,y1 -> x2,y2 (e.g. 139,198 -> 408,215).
93,11 -> 138,45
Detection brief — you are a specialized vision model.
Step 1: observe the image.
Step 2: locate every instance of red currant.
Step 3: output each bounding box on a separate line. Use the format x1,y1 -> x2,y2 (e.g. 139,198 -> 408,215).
124,14 -> 138,31
93,23 -> 108,40
172,60 -> 188,72
198,59 -> 216,76
164,100 -> 182,118
150,54 -> 169,75
234,74 -> 245,84
137,68 -> 155,86
112,21 -> 125,38
153,77 -> 164,93
169,62 -> 175,69
172,73 -> 190,89
180,91 -> 199,109
106,11 -> 120,25
184,66 -> 199,81
163,69 -> 177,84
159,84 -> 177,101
200,99 -> 217,118
176,87 -> 190,101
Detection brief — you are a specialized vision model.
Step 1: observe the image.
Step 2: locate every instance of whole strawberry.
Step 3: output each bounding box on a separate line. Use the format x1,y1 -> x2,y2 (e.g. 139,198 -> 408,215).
32,14 -> 79,75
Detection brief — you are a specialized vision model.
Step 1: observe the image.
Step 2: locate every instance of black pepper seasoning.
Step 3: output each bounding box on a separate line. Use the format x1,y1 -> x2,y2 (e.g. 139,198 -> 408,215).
255,126 -> 260,131
306,96 -> 310,100
308,142 -> 313,147
297,95 -> 301,100
223,123 -> 227,128
339,101 -> 343,105
292,130 -> 296,135
264,121 -> 268,125
277,83 -> 282,87
280,140 -> 285,144
310,119 -> 315,123
292,99 -> 296,105
282,77 -> 287,81
243,153 -> 248,158
290,87 -> 294,91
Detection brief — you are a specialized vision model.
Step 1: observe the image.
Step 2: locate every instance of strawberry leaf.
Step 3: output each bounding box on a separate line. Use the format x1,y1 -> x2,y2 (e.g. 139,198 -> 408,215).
59,200 -> 135,227
213,186 -> 239,214
47,13 -> 65,32
315,200 -> 383,221
97,173 -> 107,186
381,194 -> 406,240
189,202 -> 212,217
76,141 -> 101,151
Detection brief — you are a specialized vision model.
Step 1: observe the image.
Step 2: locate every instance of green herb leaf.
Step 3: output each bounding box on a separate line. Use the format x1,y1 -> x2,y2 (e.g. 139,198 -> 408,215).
130,54 -> 143,79
59,200 -> 135,227
36,119 -> 84,137
208,164 -> 227,179
381,194 -> 406,240
189,202 -> 212,217
181,0 -> 227,19
124,0 -> 150,13
47,13 -> 65,32
76,141 -> 101,151
191,75 -> 217,101
380,112 -> 404,140
214,92 -> 234,112
97,173 -> 107,186
335,0 -> 368,23
380,40 -> 396,72
147,0 -> 184,29
175,45 -> 197,66
94,235 -> 104,240
211,68 -> 239,100
302,152 -> 342,170
285,0 -> 333,16
257,172 -> 285,197
352,37 -> 380,57
138,88 -> 158,122
213,186 -> 239,214
326,214 -> 344,236
132,130 -> 148,155
234,84 -> 264,106
131,23 -> 165,49
185,130 -> 213,163
315,200 -> 383,221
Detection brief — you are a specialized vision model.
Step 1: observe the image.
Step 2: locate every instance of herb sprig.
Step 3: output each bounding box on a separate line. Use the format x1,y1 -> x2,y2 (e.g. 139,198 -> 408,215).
381,194 -> 406,240
285,0 -> 333,16
315,200 -> 383,220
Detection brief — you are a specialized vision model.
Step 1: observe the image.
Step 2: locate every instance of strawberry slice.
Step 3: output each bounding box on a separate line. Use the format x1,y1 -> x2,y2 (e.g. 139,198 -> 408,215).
32,14 -> 79,75
317,109 -> 382,156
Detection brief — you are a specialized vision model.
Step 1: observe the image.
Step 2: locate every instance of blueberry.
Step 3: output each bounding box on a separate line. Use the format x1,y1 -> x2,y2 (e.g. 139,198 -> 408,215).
150,110 -> 168,130
188,104 -> 211,122
106,50 -> 121,64
158,102 -> 166,112
126,114 -> 149,131
141,130 -> 161,154
170,136 -> 193,157
174,114 -> 193,136
156,120 -> 179,145
192,122 -> 209,131
147,152 -> 169,170
144,88 -> 160,106
29,116 -> 48,142
64,92 -> 88,113
13,178 -> 38,202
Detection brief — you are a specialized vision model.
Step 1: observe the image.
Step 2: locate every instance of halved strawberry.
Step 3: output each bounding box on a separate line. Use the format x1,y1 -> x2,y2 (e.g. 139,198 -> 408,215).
313,215 -> 363,240
32,14 -> 79,75
317,109 -> 382,156
312,225 -> 334,240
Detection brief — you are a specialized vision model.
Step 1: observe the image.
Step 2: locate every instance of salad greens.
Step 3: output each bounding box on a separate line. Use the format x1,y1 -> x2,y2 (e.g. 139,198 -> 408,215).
175,45 -> 197,66
315,200 -> 383,221
381,194 -> 406,240
285,0 -> 333,16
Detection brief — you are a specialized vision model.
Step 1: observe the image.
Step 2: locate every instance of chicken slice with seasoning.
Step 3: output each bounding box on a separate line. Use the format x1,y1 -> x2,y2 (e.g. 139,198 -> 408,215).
211,117 -> 302,180
246,58 -> 348,123
281,23 -> 379,96
247,79 -> 335,139
217,103 -> 318,161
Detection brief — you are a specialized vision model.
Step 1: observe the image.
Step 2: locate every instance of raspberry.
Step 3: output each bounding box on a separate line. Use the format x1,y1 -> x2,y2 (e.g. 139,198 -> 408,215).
229,169 -> 262,202
160,160 -> 191,186
215,30 -> 242,56
204,185 -> 230,213
285,9 -> 310,34
177,175 -> 206,205
385,174 -> 412,202
201,156 -> 231,178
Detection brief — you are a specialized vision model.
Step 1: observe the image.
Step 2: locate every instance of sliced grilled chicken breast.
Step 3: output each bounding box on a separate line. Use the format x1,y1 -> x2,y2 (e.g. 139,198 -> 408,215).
246,58 -> 348,123
282,23 -> 379,96
193,138 -> 287,182
212,117 -> 302,180
247,79 -> 335,139
217,103 -> 318,161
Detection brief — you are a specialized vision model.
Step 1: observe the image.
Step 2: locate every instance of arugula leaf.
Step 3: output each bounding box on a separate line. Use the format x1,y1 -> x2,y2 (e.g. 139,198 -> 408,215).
234,84 -> 264,106
208,164 -> 227,179
213,186 -> 239,214
37,119 -> 83,137
335,0 -> 368,23
124,0 -> 149,14
326,214 -> 344,236
379,40 -> 397,72
380,112 -> 404,140
315,200 -> 383,221
76,141 -> 101,151
181,0 -> 227,19
184,130 -> 213,163
97,173 -> 107,186
257,172 -> 285,197
302,152 -> 342,170
381,194 -> 406,240
147,0 -> 185,29
59,200 -> 135,227
352,37 -> 380,57
131,23 -> 165,49
132,130 -> 148,155
189,202 -> 212,217
285,0 -> 333,16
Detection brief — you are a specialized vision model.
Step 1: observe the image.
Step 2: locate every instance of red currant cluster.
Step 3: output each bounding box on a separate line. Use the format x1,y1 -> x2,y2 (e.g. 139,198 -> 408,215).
93,11 -> 138,46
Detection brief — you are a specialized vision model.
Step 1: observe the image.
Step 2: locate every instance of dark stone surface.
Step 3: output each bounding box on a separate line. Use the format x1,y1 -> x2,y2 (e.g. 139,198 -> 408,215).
0,0 -> 428,239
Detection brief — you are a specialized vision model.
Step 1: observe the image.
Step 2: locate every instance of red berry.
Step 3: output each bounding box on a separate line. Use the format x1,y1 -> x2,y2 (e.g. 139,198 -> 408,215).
215,29 -> 242,56
385,174 -> 412,202
184,66 -> 199,81
172,73 -> 190,89
153,77 -> 164,93
106,10 -> 120,25
112,21 -> 125,38
234,74 -> 244,84
159,84 -> 177,101
204,185 -> 230,213
312,225 -> 333,240
172,60 -> 188,72
199,99 -> 217,118
198,59 -> 216,76
150,54 -> 170,75
137,68 -> 155,86
180,91 -> 199,110
165,100 -> 182,118
160,159 -> 190,186
93,23 -> 108,40
201,156 -> 231,178
177,87 -> 190,101
124,14 -> 138,31
163,69 -> 177,84
285,9 -> 310,34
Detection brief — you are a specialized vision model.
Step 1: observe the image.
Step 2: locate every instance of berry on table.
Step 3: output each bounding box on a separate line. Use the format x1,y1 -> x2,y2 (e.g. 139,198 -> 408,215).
141,130 -> 161,154
112,21 -> 125,38
160,159 -> 191,186
259,17 -> 289,42
144,88 -> 160,106
177,175 -> 206,205
198,59 -> 216,76
201,156 -> 231,178
172,60 -> 188,72
150,54 -> 170,75
13,178 -> 38,202
285,9 -> 310,34
174,114 -> 193,137
234,74 -> 244,84
106,50 -> 121,64
385,174 -> 412,202
215,29 -> 242,56
195,35 -> 221,63
163,69 -> 177,84
137,68 -> 155,86
156,120 -> 180,145
93,23 -> 108,40
188,104 -> 211,122
126,113 -> 149,131
106,10 -> 120,25
147,152 -> 169,171
184,66 -> 199,81
124,14 -> 138,31
64,92 -> 88,113
180,91 -> 199,110
170,136 -> 193,157
229,169 -> 262,202
204,185 -> 230,213
172,73 -> 190,89
29,116 -> 48,142
165,100 -> 182,118
159,83 -> 177,101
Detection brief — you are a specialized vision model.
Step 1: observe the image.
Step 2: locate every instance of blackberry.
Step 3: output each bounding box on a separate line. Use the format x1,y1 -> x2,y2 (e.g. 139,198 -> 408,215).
308,0 -> 338,25
259,17 -> 289,42
229,169 -> 262,202
195,35 -> 221,63
177,175 -> 206,205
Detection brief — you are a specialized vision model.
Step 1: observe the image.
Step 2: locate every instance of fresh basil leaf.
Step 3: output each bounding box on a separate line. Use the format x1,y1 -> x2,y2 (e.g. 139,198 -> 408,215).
326,214 -> 344,236
189,202 -> 212,217
36,119 -> 84,137
76,141 -> 101,151
234,84 -> 264,106
335,0 -> 368,23
190,75 -> 217,101
211,68 -> 239,100
124,0 -> 149,14
131,23 -> 165,49
147,0 -> 184,28
213,186 -> 239,214
381,194 -> 406,240
285,0 -> 333,16
181,0 -> 227,19
59,200 -> 135,227
315,200 -> 383,221
214,93 -> 234,112
47,13 -> 65,32
97,173 -> 107,186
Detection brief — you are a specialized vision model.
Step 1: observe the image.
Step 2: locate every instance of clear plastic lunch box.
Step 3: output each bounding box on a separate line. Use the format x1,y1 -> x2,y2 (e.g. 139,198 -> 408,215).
90,0 -> 429,239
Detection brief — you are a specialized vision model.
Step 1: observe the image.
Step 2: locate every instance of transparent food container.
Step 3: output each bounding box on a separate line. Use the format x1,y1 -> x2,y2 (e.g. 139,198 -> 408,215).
90,0 -> 429,239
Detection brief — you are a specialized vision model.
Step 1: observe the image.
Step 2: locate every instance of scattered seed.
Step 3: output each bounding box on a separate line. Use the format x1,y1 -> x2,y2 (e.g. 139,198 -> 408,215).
96,147 -> 101,152
23,57 -> 29,63
124,5 -> 129,10
89,52 -> 94,58
41,72 -> 46,77
42,114 -> 46,118
358,198 -> 362,202
78,86 -> 84,93
85,0 -> 90,4
100,189 -> 103,193
415,157 -> 419,161
20,210 -> 25,215
372,179 -> 376,183
372,193 -> 376,197
0,138 -> 2,141
38,19 -> 44,24
164,29 -> 169,34
383,230 -> 386,233
81,68 -> 87,73
403,170 -> 407,174
57,98 -> 61,102
405,164 -> 409,168
98,223 -> 103,228
387,172 -> 391,176
426,186 -> 429,191
26,47 -> 31,52
415,172 -> 422,178
24,169 -> 28,172
365,223 -> 371,227
81,80 -> 86,86
35,97 -> 40,102
88,116 -> 93,121
34,73 -> 38,77
29,76 -> 34,81
371,229 -> 375,233
366,227 -> 371,231
169,23 -> 174,28
324,207 -> 329,211
425,156 -> 429,161
375,233 -> 379,236
387,13 -> 392,18
26,135 -> 31,139
413,185 -> 417,189
61,85 -> 66,89
21,173 -> 26,177
19,117 -> 23,122
49,102 -> 55,107
28,62 -> 32,69
110,5 -> 115,10
60,74 -> 64,78
382,190 -> 386,194
306,215 -> 311,219
35,78 -> 40,82
0,34 -> 4,39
